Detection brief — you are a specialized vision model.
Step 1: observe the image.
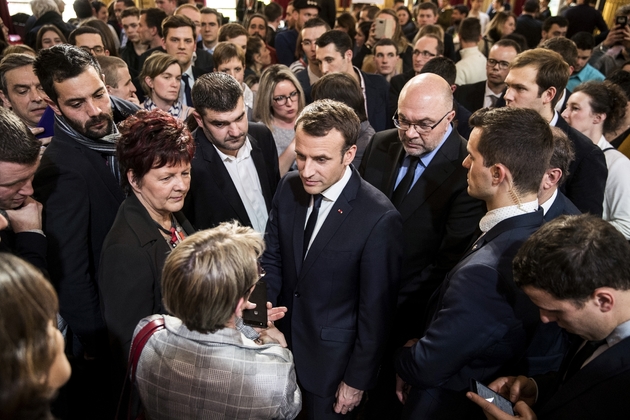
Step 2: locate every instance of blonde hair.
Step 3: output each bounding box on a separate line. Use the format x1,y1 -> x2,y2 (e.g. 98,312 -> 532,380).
254,64 -> 305,129
139,52 -> 181,96
162,222 -> 265,333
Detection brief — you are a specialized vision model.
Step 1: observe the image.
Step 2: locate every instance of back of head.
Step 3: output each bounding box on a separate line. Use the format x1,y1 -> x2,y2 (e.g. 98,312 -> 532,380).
316,29 -> 353,55
96,55 -> 127,88
336,12 -> 357,38
254,64 -> 305,127
161,221 -> 264,333
607,69 -> 630,100
0,107 -> 41,165
73,0 -> 93,19
469,107 -> 553,195
549,126 -> 574,184
162,14 -> 195,39
419,56 -> 457,86
0,253 -> 59,419
573,80 -> 629,134
542,16 -> 568,33
523,0 -> 539,13
510,48 -> 570,106
513,215 -> 630,304
570,31 -> 594,51
264,1 -> 282,22
144,8 -> 168,37
245,36 -> 265,66
458,17 -> 481,43
311,72 -> 367,122
212,41 -> 245,68
0,53 -> 36,95
453,5 -> 469,15
30,0 -> 60,19
296,99 -> 360,152
363,5 -> 381,21
218,22 -> 248,42
541,36 -> 578,69
192,72 -> 243,114
34,44 -> 101,104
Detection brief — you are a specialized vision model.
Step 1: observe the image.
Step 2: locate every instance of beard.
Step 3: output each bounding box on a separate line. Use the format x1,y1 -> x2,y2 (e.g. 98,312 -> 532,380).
65,110 -> 114,140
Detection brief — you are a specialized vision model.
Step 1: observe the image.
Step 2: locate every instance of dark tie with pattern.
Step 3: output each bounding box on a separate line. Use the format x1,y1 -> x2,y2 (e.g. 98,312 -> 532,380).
182,73 -> 193,106
391,156 -> 420,208
562,339 -> 607,382
303,194 -> 323,259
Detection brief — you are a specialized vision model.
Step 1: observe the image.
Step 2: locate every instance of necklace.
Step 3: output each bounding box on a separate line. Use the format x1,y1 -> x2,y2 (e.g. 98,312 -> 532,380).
155,214 -> 186,248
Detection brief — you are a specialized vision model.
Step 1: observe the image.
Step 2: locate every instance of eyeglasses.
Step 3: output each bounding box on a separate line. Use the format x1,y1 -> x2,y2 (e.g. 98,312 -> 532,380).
486,58 -> 511,70
412,49 -> 436,58
79,45 -> 105,55
392,110 -> 451,134
273,90 -> 300,105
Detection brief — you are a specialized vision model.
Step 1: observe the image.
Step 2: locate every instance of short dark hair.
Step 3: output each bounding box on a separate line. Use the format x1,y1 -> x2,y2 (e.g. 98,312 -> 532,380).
469,107 -> 553,195
296,99 -> 360,154
192,72 -> 243,114
95,55 -> 128,88
420,56 -> 457,86
361,5 -> 381,20
549,127 -> 574,184
336,12 -> 357,39
120,6 -> 140,19
504,33 -> 528,52
212,41 -> 245,68
162,14 -> 195,39
264,1 -> 282,22
316,30 -> 353,56
311,72 -> 367,122
73,0 -> 93,19
200,7 -> 223,26
510,48 -> 570,107
513,215 -> 630,305
494,38 -> 522,54
416,34 -> 445,57
542,16 -> 568,33
570,31 -> 595,51
68,26 -> 104,46
0,53 -> 35,95
453,5 -> 469,15
523,0 -> 539,13
0,107 -> 41,165
417,1 -> 438,15
374,37 -> 397,51
573,80 -> 629,134
33,44 -> 101,104
607,69 -> 630,99
245,36 -> 265,67
117,109 -> 195,193
218,22 -> 248,42
458,17 -> 481,43
142,8 -> 168,37
303,16 -> 330,31
541,36 -> 578,69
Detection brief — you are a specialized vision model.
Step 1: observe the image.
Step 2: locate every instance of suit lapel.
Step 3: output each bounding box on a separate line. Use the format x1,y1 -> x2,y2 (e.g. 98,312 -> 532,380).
385,141 -> 405,197
75,139 -> 125,204
292,186 -> 310,276
196,130 -> 252,225
249,135 -> 273,211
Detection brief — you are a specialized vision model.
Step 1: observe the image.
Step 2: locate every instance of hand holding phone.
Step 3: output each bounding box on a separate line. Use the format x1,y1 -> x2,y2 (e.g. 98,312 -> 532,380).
470,379 -> 515,415
242,280 -> 268,327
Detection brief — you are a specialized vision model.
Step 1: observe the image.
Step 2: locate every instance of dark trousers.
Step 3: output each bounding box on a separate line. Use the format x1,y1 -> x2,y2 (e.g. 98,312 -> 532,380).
299,388 -> 360,420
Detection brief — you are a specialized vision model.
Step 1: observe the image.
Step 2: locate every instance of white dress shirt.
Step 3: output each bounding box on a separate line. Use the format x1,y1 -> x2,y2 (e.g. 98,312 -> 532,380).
479,199 -> 539,233
455,47 -> 488,86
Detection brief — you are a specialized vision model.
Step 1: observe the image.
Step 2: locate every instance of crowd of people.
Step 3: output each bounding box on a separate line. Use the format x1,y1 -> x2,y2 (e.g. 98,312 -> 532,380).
0,0 -> 630,419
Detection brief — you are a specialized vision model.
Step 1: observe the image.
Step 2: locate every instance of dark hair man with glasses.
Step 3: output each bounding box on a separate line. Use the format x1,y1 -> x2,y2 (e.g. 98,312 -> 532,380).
183,72 -> 280,233
454,39 -> 521,114
395,106 -> 567,419
68,26 -> 110,56
359,73 -> 485,418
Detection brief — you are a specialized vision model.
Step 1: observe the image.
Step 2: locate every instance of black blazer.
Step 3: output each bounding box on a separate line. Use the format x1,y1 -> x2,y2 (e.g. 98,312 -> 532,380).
295,68 -> 313,104
515,14 -> 542,49
454,80 -> 486,114
359,128 -> 485,340
389,69 -> 415,123
183,122 -> 280,230
363,70 -> 390,133
33,123 -> 126,356
0,230 -> 47,274
98,193 -> 193,368
263,168 -> 403,397
544,191 -> 581,222
555,116 -> 608,217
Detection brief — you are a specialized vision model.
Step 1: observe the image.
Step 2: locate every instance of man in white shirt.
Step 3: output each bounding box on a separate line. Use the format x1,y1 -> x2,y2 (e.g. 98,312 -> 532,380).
183,72 -> 280,232
454,17 -> 486,86
469,214 -> 630,419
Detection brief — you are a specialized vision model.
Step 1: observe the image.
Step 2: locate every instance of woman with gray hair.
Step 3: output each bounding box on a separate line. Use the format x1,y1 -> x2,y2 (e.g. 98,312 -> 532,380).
132,221 -> 302,419
25,0 -> 74,49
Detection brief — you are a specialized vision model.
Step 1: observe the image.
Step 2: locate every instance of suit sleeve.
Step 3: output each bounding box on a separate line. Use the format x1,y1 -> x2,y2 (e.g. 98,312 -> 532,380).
13,231 -> 48,274
343,209 -> 403,390
358,132 -> 377,176
395,263 -> 515,389
99,242 -> 158,363
564,143 -> 607,217
35,163 -> 107,356
261,181 -> 284,307
275,33 -> 296,67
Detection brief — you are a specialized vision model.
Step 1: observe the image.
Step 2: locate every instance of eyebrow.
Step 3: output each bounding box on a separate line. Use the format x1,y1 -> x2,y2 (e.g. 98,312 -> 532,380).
62,86 -> 106,104
209,111 -> 245,125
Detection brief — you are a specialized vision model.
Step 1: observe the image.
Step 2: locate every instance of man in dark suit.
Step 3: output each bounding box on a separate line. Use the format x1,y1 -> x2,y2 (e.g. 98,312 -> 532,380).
395,107 -> 566,419
294,18 -> 330,104
0,107 -> 47,273
183,73 -> 279,232
504,48 -> 607,216
316,30 -> 389,132
262,100 -> 402,419
33,45 -> 139,418
454,39 -> 521,113
514,0 -> 543,49
469,214 -> 630,420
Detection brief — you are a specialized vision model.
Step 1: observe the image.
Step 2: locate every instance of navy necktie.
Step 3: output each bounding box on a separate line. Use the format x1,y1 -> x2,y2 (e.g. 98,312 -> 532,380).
391,156 -> 419,208
182,73 -> 193,107
303,194 -> 323,259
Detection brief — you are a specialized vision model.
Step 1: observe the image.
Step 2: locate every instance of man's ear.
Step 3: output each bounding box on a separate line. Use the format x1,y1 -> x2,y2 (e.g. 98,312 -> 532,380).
44,97 -> 62,116
542,86 -> 557,106
192,109 -> 204,128
104,49 -> 110,56
546,167 -> 563,187
593,288 -> 615,313
0,91 -> 11,108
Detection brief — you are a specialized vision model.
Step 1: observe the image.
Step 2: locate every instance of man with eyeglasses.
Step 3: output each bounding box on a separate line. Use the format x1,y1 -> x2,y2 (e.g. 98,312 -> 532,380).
183,72 -> 280,233
294,17 -> 330,103
276,0 -> 320,66
454,39 -> 521,113
359,73 -> 484,418
69,26 -> 110,56
389,34 -> 443,125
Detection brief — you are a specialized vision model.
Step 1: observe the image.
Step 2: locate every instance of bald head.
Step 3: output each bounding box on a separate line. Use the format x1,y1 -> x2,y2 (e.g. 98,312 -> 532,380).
400,73 -> 454,115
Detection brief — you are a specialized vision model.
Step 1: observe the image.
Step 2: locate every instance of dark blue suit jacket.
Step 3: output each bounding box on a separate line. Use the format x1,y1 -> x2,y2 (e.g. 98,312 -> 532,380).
262,168 -> 402,397
362,70 -> 390,133
294,68 -> 312,104
395,210 -> 566,419
544,191 -> 581,222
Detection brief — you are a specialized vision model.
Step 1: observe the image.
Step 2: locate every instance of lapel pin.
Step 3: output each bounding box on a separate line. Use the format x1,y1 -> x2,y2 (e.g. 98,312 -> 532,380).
338,209 -> 343,214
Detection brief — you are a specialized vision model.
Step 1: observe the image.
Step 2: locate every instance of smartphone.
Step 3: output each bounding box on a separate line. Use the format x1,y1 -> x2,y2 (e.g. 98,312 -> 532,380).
470,379 -> 515,416
374,18 -> 395,40
617,15 -> 628,27
242,280 -> 268,328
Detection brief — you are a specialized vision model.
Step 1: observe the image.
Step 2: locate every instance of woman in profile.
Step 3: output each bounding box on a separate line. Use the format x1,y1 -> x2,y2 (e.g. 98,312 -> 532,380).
0,253 -> 71,420
134,222 -> 301,419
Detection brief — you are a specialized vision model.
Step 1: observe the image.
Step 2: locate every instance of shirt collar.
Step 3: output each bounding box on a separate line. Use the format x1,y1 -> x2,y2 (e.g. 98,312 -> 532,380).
539,188 -> 558,215
479,199 -> 539,233
549,111 -> 559,126
607,318 -> 630,348
320,165 -> 352,204
485,82 -> 500,98
413,124 -> 452,168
